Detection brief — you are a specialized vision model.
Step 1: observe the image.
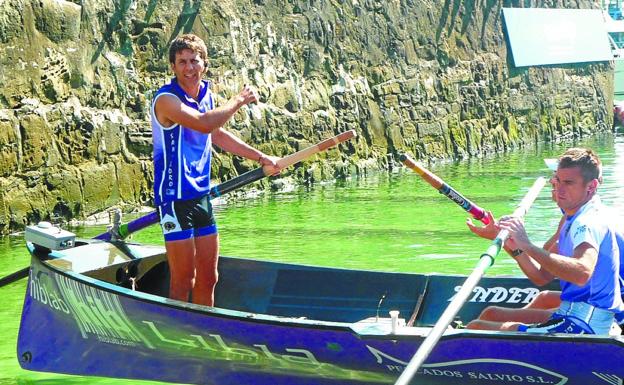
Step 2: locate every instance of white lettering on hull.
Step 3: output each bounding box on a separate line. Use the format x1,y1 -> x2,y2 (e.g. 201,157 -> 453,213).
448,286 -> 539,304
593,372 -> 623,385
29,275 -> 70,314
55,275 -> 154,348
366,346 -> 569,385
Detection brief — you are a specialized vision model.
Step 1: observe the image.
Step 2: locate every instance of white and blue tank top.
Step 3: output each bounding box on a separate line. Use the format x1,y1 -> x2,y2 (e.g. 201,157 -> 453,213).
151,78 -> 215,205
558,195 -> 624,313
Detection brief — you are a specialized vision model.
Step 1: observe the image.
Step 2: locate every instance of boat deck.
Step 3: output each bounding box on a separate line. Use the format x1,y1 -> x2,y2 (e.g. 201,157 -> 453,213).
39,241 -> 567,330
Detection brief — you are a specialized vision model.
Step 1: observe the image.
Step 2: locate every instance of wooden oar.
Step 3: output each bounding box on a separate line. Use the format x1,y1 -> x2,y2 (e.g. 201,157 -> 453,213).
0,130 -> 356,287
400,154 -> 490,224
94,128 -> 356,241
394,176 -> 546,385
0,268 -> 29,287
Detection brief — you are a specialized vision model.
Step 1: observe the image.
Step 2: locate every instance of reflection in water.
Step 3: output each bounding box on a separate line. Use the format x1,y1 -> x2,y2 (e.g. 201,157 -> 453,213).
15,375 -> 105,385
600,138 -> 624,218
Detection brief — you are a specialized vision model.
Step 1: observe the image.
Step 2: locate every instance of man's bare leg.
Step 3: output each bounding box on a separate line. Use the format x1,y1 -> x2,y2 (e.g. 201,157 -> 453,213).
165,238 -> 196,302
192,233 -> 219,306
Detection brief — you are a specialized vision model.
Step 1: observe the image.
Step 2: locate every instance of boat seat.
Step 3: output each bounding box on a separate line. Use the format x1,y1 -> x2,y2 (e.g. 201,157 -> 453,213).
45,241 -> 166,289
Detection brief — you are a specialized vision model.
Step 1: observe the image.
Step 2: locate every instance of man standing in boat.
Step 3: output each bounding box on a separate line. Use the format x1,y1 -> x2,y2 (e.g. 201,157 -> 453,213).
151,34 -> 279,306
466,148 -> 623,334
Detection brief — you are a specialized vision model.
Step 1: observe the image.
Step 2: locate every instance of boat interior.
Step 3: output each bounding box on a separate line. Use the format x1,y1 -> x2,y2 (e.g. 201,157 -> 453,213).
37,238 -> 621,334
41,239 -> 440,325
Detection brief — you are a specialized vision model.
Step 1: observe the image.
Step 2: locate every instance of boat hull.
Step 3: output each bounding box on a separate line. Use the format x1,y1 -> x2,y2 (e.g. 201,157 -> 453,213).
17,250 -> 624,385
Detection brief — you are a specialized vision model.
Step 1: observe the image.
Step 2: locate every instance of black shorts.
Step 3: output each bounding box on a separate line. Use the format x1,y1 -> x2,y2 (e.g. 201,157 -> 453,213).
157,196 -> 217,241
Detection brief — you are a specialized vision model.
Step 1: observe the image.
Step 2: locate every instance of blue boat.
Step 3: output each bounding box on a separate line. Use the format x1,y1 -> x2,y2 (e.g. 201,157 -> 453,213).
17,228 -> 624,385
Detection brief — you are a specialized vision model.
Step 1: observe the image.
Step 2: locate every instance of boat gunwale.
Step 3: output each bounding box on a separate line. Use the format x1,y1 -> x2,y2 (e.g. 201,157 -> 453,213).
25,241 -> 624,345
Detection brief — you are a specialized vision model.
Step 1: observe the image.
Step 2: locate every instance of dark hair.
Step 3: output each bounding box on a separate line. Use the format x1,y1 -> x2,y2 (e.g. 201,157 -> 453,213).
558,148 -> 602,183
168,34 -> 208,65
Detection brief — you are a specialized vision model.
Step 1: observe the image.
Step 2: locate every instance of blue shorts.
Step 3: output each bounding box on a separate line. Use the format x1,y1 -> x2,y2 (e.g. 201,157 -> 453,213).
518,301 -> 614,335
157,196 -> 217,241
518,315 -> 595,334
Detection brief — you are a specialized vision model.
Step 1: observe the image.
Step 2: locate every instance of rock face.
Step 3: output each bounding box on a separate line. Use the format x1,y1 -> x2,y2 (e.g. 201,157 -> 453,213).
0,0 -> 614,234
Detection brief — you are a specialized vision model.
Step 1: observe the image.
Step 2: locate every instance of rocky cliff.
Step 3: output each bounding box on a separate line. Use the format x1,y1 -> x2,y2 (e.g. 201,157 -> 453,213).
0,0 -> 613,234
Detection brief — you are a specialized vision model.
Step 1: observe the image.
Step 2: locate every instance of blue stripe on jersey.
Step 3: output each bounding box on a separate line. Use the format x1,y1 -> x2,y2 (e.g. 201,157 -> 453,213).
152,78 -> 214,205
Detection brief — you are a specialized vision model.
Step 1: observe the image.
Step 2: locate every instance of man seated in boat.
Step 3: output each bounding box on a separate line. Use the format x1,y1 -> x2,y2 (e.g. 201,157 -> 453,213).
464,238 -> 624,333
467,158 -> 624,332
465,148 -> 624,334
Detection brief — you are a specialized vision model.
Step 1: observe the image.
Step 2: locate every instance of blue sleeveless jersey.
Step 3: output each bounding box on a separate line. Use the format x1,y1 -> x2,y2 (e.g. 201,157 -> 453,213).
558,195 -> 624,313
151,78 -> 214,205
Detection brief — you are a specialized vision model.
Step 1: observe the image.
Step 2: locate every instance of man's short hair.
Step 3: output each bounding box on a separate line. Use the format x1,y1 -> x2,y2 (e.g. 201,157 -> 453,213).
168,34 -> 208,65
558,148 -> 602,183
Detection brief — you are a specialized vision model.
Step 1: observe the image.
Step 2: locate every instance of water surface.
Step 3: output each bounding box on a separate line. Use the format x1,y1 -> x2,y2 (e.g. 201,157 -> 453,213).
1,134 -> 623,384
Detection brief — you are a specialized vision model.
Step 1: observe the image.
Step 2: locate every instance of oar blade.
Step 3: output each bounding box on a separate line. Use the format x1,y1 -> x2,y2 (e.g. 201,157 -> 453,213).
544,158 -> 559,171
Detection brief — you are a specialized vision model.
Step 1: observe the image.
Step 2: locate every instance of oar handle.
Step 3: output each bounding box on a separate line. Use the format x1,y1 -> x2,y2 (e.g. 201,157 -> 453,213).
399,154 -> 490,224
95,130 -> 357,241
394,176 -> 546,385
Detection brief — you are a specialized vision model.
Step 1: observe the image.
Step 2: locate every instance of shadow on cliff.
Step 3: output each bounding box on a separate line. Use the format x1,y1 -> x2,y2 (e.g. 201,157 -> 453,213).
162,0 -> 204,57
91,0 -> 136,63
435,0 -> 506,47
91,0 -> 203,64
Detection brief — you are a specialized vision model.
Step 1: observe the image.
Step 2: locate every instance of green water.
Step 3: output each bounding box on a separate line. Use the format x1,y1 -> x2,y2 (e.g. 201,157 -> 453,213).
1,134 -> 624,384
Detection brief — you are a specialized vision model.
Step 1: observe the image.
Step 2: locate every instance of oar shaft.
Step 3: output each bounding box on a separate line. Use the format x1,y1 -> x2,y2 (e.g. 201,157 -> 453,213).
95,130 -> 356,241
395,256 -> 492,385
209,131 -> 356,199
208,168 -> 266,200
481,177 -> 547,261
0,267 -> 29,287
394,176 -> 546,385
400,154 -> 490,225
